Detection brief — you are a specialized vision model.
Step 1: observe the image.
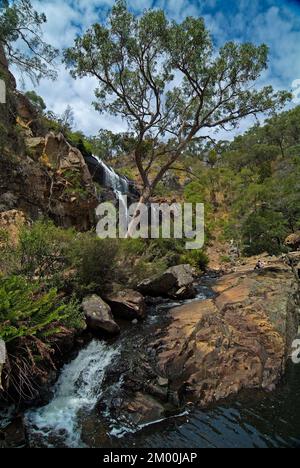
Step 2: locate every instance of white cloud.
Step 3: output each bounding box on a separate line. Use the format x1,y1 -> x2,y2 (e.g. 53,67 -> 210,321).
11,0 -> 300,139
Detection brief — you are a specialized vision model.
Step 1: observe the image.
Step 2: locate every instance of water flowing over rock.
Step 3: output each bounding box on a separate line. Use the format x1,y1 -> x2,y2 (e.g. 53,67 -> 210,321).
82,295 -> 120,335
138,264 -> 197,299
84,155 -> 140,223
25,340 -> 119,448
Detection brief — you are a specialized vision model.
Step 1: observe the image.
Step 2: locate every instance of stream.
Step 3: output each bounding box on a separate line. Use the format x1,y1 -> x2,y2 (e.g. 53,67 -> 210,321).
22,282 -> 300,449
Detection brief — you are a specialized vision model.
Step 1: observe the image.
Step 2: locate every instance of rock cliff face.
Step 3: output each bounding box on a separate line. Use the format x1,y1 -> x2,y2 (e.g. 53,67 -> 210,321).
0,47 -> 98,230
108,256 -> 299,425
0,139 -> 98,229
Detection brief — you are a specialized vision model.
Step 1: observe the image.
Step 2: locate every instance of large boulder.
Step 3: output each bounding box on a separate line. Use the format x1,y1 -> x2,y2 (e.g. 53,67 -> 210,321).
152,259 -> 299,407
106,289 -> 146,320
285,231 -> 300,251
82,295 -> 120,335
138,264 -> 196,299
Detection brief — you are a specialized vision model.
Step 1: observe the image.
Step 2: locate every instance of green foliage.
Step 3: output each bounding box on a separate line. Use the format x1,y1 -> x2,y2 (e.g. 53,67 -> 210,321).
18,220 -> 75,279
0,276 -> 79,343
179,250 -> 208,272
25,90 -> 46,112
69,235 -> 119,294
241,209 -> 288,256
64,0 -> 289,199
0,0 -> 58,84
218,106 -> 300,255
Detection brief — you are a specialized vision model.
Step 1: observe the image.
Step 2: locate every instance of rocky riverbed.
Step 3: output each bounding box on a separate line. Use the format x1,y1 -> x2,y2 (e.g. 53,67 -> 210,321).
1,254 -> 299,448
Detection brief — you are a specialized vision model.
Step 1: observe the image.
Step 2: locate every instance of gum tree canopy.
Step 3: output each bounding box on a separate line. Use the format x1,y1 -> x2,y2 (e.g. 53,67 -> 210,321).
0,0 -> 58,83
64,0 -> 290,203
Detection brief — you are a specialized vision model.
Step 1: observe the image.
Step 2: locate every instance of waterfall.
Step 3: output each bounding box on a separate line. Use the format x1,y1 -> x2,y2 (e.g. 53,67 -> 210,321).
25,340 -> 119,448
92,155 -> 128,193
91,155 -> 129,221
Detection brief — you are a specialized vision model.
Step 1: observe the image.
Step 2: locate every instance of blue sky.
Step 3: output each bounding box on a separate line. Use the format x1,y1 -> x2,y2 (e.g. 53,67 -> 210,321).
15,0 -> 300,137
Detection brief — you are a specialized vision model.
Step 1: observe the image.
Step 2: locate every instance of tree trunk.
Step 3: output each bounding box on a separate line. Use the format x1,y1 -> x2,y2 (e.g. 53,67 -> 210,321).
126,188 -> 151,238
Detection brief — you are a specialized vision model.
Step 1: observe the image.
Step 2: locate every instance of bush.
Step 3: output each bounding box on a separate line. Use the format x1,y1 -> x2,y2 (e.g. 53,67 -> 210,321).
179,249 -> 208,272
0,229 -> 19,276
69,235 -> 119,294
18,220 -> 75,279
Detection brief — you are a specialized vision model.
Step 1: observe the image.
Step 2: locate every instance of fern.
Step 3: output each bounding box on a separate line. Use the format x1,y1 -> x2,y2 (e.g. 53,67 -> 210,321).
0,276 -> 80,343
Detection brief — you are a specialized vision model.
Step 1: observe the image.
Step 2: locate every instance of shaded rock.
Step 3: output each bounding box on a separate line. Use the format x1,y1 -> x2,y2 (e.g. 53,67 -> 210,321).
106,289 -> 146,320
287,252 -> 300,279
0,192 -> 18,212
1,133 -> 98,230
138,272 -> 177,297
82,295 -> 120,335
0,417 -> 26,448
119,392 -> 165,426
138,264 -> 196,299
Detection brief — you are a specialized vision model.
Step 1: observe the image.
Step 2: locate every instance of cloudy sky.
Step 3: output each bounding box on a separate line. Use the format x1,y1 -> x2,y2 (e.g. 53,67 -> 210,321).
14,0 -> 300,137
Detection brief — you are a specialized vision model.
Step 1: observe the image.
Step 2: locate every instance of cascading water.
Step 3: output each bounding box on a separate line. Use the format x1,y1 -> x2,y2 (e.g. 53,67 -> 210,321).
92,155 -> 129,220
25,340 -> 119,448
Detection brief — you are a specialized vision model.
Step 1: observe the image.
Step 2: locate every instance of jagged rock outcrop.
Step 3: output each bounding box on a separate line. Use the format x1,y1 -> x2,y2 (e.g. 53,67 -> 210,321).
1,45 -> 97,230
138,264 -> 197,299
0,132 -> 98,229
82,295 -> 120,335
106,289 -> 146,320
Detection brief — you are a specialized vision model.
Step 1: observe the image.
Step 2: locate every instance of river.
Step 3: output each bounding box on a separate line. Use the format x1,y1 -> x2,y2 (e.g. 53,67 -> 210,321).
22,281 -> 300,449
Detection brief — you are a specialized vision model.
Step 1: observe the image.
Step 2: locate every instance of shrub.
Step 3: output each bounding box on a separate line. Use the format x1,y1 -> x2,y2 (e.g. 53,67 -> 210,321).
18,220 -> 75,279
179,249 -> 208,272
69,235 -> 119,294
0,229 -> 19,276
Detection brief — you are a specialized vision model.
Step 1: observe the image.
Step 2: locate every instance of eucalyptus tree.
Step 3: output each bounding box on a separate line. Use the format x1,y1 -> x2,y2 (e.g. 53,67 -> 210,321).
0,0 -> 58,83
64,0 -> 290,205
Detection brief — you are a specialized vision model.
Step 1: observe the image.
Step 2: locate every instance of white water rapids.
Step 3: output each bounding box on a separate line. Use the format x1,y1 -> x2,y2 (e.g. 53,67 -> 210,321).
25,340 -> 119,448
